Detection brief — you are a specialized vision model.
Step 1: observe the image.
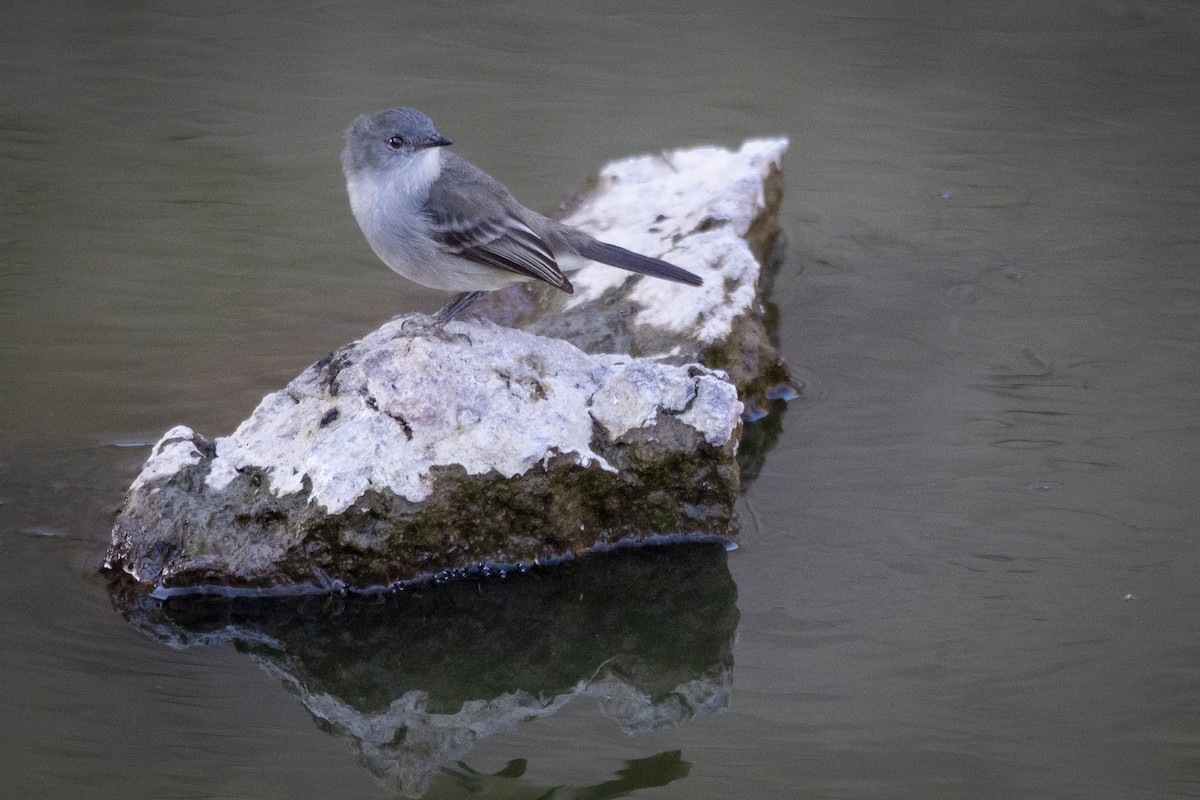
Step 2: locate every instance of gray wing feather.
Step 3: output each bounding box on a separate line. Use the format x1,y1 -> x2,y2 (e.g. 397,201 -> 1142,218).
424,155 -> 572,292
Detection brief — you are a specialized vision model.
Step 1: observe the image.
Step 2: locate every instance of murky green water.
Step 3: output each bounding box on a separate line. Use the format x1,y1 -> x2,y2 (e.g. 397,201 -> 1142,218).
3,1 -> 1198,797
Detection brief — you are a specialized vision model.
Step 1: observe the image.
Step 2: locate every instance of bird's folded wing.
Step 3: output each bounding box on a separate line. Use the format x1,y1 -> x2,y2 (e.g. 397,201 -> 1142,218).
422,205 -> 567,294
424,154 -> 572,292
429,212 -> 570,291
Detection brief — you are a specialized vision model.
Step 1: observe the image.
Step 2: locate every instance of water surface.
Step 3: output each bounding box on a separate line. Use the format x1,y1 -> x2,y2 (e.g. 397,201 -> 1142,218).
2,1 -> 1198,798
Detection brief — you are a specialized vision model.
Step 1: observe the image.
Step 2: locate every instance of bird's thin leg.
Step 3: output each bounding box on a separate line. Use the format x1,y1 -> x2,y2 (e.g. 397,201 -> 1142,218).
433,290 -> 486,326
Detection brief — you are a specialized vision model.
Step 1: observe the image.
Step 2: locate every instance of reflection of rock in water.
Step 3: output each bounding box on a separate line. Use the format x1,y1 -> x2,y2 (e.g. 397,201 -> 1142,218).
111,543 -> 737,797
439,749 -> 692,799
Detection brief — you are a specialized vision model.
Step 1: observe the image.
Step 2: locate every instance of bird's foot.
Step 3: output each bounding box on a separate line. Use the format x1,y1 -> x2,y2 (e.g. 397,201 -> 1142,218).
392,314 -> 472,345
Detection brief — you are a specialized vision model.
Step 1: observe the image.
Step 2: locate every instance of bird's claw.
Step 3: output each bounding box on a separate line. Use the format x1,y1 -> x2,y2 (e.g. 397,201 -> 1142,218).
393,315 -> 472,345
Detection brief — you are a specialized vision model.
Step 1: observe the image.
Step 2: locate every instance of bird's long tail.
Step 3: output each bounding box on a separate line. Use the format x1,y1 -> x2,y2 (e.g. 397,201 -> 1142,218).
574,239 -> 703,287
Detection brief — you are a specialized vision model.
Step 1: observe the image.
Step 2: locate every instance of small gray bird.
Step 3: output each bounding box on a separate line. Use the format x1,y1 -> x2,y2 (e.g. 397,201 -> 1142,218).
341,107 -> 703,323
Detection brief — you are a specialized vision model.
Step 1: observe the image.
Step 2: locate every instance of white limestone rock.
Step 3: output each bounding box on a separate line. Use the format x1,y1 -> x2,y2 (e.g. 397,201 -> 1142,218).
562,139 -> 788,341
106,320 -> 741,593
204,319 -> 738,514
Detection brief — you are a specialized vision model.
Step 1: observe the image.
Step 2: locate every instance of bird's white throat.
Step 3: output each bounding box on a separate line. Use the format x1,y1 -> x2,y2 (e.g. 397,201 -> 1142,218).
346,147 -> 443,222
393,147 -> 443,196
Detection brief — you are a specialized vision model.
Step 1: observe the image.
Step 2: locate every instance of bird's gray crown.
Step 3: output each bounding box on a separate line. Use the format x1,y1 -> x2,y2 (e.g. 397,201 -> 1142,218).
341,106 -> 448,177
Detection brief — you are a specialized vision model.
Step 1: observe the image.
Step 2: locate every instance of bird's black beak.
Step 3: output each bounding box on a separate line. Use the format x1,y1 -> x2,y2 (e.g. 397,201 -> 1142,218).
419,134 -> 453,149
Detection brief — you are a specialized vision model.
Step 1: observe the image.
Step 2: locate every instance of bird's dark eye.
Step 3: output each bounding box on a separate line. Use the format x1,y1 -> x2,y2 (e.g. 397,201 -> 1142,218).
387,136 -> 405,149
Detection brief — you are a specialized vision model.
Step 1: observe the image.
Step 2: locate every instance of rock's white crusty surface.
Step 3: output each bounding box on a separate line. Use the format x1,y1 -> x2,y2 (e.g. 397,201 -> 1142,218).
561,138 -> 788,342
128,425 -> 206,493
189,319 -> 739,515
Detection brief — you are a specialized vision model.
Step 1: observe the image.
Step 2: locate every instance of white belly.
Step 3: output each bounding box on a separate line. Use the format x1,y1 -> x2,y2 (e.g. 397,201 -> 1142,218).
346,161 -> 530,293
